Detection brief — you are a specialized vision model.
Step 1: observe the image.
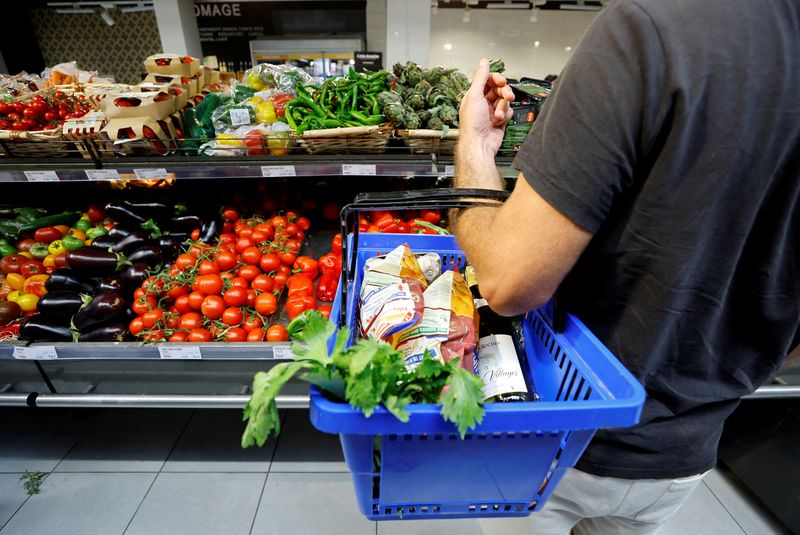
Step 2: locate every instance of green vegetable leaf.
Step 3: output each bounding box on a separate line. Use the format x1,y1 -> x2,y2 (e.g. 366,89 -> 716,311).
288,310 -> 340,366
140,218 -> 163,239
242,362 -> 307,447
439,360 -> 486,438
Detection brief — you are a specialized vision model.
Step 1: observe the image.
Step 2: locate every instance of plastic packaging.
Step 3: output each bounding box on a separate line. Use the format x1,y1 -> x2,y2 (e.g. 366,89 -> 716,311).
242,63 -> 313,95
211,102 -> 256,134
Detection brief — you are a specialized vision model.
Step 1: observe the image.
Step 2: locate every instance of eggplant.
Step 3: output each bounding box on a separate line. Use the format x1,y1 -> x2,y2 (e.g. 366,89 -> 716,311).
105,201 -> 147,227
120,263 -> 149,291
98,276 -> 124,294
199,218 -> 220,243
45,268 -> 97,294
90,234 -> 117,250
168,215 -> 201,232
19,315 -> 73,342
77,322 -> 129,342
128,202 -> 170,223
111,231 -> 152,254
38,291 -> 84,320
66,248 -> 127,276
128,246 -> 162,267
158,235 -> 186,258
108,225 -> 135,241
73,291 -> 127,331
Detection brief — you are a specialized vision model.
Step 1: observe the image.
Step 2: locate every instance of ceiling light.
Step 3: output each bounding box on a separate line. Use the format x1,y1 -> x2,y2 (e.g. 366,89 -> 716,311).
55,8 -> 94,13
534,40 -> 540,48
529,7 -> 539,22
444,43 -> 453,50
486,2 -> 531,9
100,7 -> 115,26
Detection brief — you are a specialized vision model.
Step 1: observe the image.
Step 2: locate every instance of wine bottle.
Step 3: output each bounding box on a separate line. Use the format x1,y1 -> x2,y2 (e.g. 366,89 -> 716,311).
466,266 -> 531,402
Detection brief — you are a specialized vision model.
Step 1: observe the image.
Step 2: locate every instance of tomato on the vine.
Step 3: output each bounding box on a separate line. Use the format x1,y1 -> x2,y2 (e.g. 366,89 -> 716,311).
271,215 -> 287,228
266,325 -> 289,342
141,309 -> 165,329
259,253 -> 280,273
222,207 -> 239,221
200,295 -> 225,320
273,272 -> 288,291
237,265 -> 259,281
221,307 -> 243,326
188,328 -> 212,342
251,274 -> 273,293
216,250 -> 238,271
296,217 -> 311,231
254,293 -> 277,316
241,316 -> 263,333
187,291 -> 206,310
198,260 -> 219,275
223,286 -> 247,307
129,317 -> 144,336
193,274 -> 223,295
230,276 -> 249,289
168,331 -> 189,342
225,327 -> 247,342
246,289 -> 256,307
279,251 -> 297,266
174,294 -> 192,313
240,247 -> 262,266
132,295 -> 157,316
167,283 -> 190,300
247,328 -> 265,342
179,312 -> 203,330
175,253 -> 198,271
235,237 -> 254,253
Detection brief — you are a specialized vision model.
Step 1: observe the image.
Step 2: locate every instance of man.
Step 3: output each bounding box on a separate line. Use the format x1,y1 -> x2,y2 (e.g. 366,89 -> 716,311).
452,0 -> 800,533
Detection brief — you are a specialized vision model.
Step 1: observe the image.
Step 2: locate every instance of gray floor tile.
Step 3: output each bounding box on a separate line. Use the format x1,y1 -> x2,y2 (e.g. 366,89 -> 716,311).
124,472 -> 265,535
251,472 -> 375,535
0,474 -> 29,529
162,409 -> 276,473
379,518 -> 484,534
269,410 -> 347,472
703,468 -> 790,535
0,472 -> 155,535
0,408 -> 97,472
660,482 -> 746,535
55,409 -> 192,472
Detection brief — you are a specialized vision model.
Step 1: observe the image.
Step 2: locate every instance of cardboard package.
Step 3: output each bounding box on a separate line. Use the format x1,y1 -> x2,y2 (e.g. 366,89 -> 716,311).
99,116 -> 173,156
102,91 -> 174,120
144,54 -> 201,77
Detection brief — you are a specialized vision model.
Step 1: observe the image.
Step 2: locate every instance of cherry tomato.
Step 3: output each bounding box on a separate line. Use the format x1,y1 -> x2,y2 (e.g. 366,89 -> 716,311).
188,328 -> 212,342
86,205 -> 105,223
271,215 -> 287,228
223,286 -> 247,307
221,307 -> 244,326
245,289 -> 256,307
285,239 -> 302,254
254,223 -> 275,239
250,230 -> 269,244
200,295 -> 225,320
175,253 -> 198,271
238,227 -> 254,241
216,250 -> 238,271
284,223 -> 299,237
168,331 -> 189,342
187,291 -> 206,310
129,317 -> 144,336
164,312 -> 181,330
251,275 -> 274,293
259,253 -> 281,273
241,316 -> 263,333
296,217 -> 311,231
266,325 -> 289,342
167,283 -> 190,300
225,327 -> 247,342
174,294 -> 192,313
279,251 -> 297,267
141,309 -> 165,329
237,265 -> 259,282
179,312 -> 203,330
222,207 -> 239,221
198,260 -> 220,275
247,328 -> 266,342
240,247 -> 262,266
273,272 -> 288,291
254,293 -> 277,316
230,276 -> 249,289
132,295 -> 157,316
193,274 -> 223,295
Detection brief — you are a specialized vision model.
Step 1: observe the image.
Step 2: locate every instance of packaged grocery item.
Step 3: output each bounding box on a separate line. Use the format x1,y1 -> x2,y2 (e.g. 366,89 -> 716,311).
359,244 -> 427,342
393,269 -> 477,370
242,64 -> 312,96
211,102 -> 256,134
100,117 -> 173,156
102,91 -> 174,120
144,54 -> 201,77
41,61 -> 98,87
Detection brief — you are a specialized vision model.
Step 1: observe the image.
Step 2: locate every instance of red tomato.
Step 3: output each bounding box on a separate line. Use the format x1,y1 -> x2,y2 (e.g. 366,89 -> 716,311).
246,289 -> 256,307
174,294 -> 192,313
235,237 -> 254,253
221,307 -> 244,326
167,283 -> 190,300
251,275 -> 274,293
266,325 -> 289,342
187,291 -> 206,310
247,328 -> 266,342
271,215 -> 287,228
20,260 -> 46,278
34,227 -> 62,244
230,276 -> 249,289
141,309 -> 165,329
421,209 -> 442,225
200,295 -> 226,320
259,253 -> 281,273
250,229 -> 269,244
237,265 -> 259,281
142,330 -> 166,342
240,247 -> 262,266
285,238 -> 302,254
168,331 -> 189,342
222,207 -> 239,221
179,312 -> 203,330
193,274 -> 223,295
238,227 -> 254,240
279,251 -> 297,267
284,223 -> 299,237
273,272 -> 288,291
175,253 -> 198,271
129,317 -> 144,336
86,205 -> 105,223
296,217 -> 311,231
188,328 -> 212,342
254,293 -> 277,316
164,312 -> 181,330
216,250 -> 238,271
254,223 -> 274,240
223,286 -> 247,307
225,327 -> 247,342
132,295 -> 157,316
241,316 -> 263,333
198,260 -> 219,275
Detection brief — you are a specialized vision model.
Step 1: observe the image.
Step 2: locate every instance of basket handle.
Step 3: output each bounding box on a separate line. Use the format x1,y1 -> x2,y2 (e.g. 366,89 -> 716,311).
337,188 -> 509,327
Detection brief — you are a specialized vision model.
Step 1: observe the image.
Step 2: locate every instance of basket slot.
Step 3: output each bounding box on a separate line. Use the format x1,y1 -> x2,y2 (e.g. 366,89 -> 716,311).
556,361 -> 574,400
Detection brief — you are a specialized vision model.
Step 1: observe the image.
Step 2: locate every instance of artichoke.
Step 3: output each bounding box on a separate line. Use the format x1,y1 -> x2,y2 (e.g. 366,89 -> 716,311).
489,59 -> 506,73
426,116 -> 445,130
384,102 -> 407,125
405,62 -> 425,86
426,89 -> 446,108
425,66 -> 448,85
439,105 -> 458,126
405,91 -> 425,110
417,109 -> 431,122
404,112 -> 422,129
377,91 -> 403,108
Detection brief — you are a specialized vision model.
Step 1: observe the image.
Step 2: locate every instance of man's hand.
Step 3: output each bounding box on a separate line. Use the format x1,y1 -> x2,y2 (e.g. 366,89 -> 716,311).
458,58 -> 515,158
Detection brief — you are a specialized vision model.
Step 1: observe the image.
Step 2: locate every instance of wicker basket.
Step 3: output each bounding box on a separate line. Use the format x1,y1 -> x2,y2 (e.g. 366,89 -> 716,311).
296,123 -> 392,155
396,128 -> 459,155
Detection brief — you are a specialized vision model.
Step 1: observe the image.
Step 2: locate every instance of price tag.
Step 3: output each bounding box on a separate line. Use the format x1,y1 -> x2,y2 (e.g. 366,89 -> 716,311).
13,346 -> 58,360
85,169 -> 121,181
158,345 -> 202,360
261,165 -> 296,177
272,345 -> 295,360
444,165 -> 455,177
134,168 -> 168,179
24,171 -> 59,182
229,108 -> 251,126
342,164 -> 376,176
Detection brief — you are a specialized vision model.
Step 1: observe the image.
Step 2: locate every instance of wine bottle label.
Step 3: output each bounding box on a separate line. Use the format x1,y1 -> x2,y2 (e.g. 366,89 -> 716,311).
465,265 -> 478,288
477,334 -> 528,400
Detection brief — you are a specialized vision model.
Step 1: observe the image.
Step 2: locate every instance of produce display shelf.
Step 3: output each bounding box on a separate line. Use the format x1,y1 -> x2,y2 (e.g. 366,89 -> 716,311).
0,155 -> 518,183
0,341 -> 294,361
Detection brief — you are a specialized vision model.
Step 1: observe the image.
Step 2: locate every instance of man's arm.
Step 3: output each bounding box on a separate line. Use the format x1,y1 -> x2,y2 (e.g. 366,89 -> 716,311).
451,60 -> 592,316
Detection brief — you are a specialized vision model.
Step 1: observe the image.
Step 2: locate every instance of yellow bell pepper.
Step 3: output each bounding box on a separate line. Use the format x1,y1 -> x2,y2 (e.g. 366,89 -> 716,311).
246,96 -> 264,105
216,133 -> 243,147
69,229 -> 86,240
17,251 -> 32,259
255,101 -> 277,124
42,255 -> 56,268
6,290 -> 21,303
54,224 -> 70,236
267,131 -> 292,156
5,273 -> 25,291
48,240 -> 67,255
15,293 -> 39,312
246,71 -> 265,91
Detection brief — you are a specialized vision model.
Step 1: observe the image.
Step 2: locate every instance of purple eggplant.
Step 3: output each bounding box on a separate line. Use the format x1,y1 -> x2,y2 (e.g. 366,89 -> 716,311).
105,201 -> 147,226
45,268 -> 97,294
77,322 -> 129,342
66,249 -> 128,276
120,263 -> 149,290
72,291 -> 127,331
127,246 -> 162,267
158,234 -> 186,258
168,215 -> 201,232
90,234 -> 117,250
111,231 -> 152,254
199,218 -> 219,243
108,225 -> 135,241
98,276 -> 124,294
37,291 -> 84,320
19,315 -> 73,342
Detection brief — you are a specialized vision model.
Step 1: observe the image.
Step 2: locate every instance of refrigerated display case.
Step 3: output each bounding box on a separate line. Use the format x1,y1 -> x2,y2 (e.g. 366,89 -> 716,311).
249,36 -> 365,81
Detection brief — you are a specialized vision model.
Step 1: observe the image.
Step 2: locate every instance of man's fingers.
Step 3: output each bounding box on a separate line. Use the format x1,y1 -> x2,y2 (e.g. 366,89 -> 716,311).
469,59 -> 491,93
487,73 -> 508,87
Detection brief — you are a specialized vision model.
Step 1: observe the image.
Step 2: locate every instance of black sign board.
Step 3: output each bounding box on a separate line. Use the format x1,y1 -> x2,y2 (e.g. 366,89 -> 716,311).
354,52 -> 382,72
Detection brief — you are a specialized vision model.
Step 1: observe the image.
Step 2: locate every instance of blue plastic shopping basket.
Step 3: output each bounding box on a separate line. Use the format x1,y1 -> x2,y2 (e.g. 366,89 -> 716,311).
309,189 -> 646,521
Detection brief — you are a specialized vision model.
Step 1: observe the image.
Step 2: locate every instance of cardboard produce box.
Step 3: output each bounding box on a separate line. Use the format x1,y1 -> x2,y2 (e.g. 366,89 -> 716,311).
102,91 -> 174,120
136,84 -> 189,111
100,116 -> 173,156
144,54 -> 200,77
83,83 -> 132,111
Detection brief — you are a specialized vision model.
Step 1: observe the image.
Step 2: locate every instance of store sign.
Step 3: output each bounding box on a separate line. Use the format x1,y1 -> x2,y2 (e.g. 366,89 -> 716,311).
194,3 -> 242,17
354,52 -> 382,72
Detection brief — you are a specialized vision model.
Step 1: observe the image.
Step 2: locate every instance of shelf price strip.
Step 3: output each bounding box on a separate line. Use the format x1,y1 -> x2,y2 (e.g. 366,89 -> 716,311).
271,345 -> 295,360
85,169 -> 121,181
133,168 -> 168,180
13,346 -> 58,360
157,345 -> 202,360
23,171 -> 59,182
342,164 -> 376,176
261,165 -> 296,177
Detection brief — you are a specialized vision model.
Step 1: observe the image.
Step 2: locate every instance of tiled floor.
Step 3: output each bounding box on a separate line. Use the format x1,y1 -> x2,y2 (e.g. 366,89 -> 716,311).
0,407 -> 790,535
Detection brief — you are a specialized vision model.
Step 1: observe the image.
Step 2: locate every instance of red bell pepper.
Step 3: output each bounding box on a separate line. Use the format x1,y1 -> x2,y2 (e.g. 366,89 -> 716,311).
317,274 -> 338,302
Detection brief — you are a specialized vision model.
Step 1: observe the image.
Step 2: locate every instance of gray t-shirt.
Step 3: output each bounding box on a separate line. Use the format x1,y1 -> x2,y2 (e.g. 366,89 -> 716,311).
514,0 -> 800,479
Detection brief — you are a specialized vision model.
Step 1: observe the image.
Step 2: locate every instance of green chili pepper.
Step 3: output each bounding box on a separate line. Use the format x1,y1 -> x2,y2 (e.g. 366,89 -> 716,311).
18,211 -> 83,235
86,227 -> 108,240
13,208 -> 46,224
73,218 -> 92,232
61,235 -> 85,251
0,220 -> 21,240
29,242 -> 50,259
0,239 -> 17,257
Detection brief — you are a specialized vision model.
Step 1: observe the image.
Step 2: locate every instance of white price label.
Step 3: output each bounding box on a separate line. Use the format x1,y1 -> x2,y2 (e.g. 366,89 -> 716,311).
271,345 -> 295,360
261,165 -> 296,177
444,165 -> 455,177
229,108 -> 251,126
85,169 -> 121,181
158,345 -> 202,360
24,171 -> 59,182
342,164 -> 376,176
13,346 -> 58,360
134,168 -> 168,179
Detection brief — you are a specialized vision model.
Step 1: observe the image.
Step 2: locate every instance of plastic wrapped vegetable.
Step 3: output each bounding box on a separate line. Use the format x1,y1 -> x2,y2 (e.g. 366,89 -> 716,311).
243,64 -> 313,95
211,103 -> 256,135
